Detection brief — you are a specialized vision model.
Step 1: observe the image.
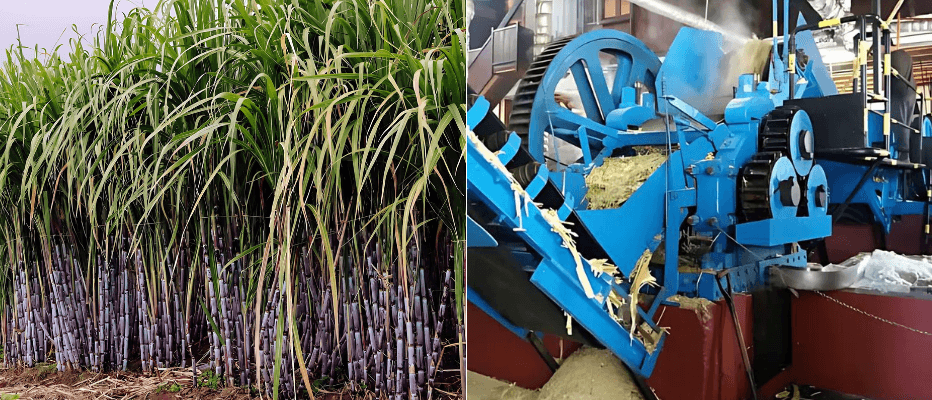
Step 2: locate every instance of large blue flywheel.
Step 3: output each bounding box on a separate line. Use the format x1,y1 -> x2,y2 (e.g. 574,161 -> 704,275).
508,31 -> 662,170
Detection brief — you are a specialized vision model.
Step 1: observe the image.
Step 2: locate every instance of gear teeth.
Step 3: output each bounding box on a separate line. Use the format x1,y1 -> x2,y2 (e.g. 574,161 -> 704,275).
510,162 -> 541,188
738,152 -> 785,222
508,36 -> 577,146
480,131 -> 512,152
758,106 -> 801,157
741,106 -> 814,222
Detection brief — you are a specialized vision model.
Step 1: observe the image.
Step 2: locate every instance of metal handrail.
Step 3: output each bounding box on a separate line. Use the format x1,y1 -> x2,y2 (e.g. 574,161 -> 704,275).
496,0 -> 528,29
467,0 -> 528,69
794,14 -> 882,33
789,12 -> 895,151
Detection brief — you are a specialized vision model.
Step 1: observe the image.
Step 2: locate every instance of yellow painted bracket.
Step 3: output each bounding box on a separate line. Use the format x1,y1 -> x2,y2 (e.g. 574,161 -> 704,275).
850,42 -> 871,82
818,18 -> 841,28
863,108 -> 869,135
884,113 -> 891,136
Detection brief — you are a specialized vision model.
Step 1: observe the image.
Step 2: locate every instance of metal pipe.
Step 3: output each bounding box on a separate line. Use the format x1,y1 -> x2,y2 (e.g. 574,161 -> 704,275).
625,0 -> 752,44
896,15 -> 901,49
783,0 -> 789,63
873,0 -> 881,97
884,27 -> 892,153
789,33 -> 796,99
773,0 -> 779,85
860,17 -> 869,144
885,0 -> 907,26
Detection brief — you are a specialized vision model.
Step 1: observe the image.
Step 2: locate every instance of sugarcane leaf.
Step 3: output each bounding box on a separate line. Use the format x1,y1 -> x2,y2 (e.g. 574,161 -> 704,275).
197,298 -> 225,347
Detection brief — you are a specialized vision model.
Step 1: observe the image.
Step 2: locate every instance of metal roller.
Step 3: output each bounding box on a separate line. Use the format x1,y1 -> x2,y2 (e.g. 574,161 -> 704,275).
801,164 -> 829,217
738,152 -> 801,221
758,106 -> 815,176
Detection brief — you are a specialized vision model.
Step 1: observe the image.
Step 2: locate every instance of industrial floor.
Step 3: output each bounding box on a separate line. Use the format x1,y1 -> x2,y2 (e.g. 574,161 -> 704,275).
773,385 -> 877,400
468,376 -> 878,400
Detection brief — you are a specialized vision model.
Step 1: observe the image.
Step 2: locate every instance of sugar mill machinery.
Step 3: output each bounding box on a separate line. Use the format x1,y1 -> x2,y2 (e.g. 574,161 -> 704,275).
466,0 -> 932,380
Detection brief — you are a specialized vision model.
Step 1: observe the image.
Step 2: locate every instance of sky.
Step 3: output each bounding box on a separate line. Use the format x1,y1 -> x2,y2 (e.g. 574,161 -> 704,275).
1,0 -> 148,61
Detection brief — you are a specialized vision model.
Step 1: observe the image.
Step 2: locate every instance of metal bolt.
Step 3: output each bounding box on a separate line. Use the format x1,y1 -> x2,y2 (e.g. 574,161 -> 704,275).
705,167 -> 715,175
687,215 -> 700,225
707,217 -> 718,226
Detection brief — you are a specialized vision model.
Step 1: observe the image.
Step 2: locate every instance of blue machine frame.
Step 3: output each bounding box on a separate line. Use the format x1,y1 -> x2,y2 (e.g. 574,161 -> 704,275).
466,0 -> 932,378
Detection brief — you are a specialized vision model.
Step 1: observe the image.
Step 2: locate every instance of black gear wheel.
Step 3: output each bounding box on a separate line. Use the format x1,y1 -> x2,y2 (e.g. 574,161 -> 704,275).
758,106 -> 795,155
758,105 -> 814,162
738,151 -> 785,222
508,36 -> 576,147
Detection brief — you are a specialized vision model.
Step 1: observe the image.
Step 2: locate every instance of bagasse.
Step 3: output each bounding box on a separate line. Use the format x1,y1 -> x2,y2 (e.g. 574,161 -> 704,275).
538,347 -> 644,400
472,348 -> 645,400
585,152 -> 667,209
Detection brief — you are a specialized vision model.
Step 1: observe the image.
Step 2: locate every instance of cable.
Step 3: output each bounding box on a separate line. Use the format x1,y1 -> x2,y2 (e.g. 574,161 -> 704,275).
832,156 -> 884,224
714,226 -> 767,262
543,154 -> 571,168
716,273 -> 760,400
815,291 -> 932,336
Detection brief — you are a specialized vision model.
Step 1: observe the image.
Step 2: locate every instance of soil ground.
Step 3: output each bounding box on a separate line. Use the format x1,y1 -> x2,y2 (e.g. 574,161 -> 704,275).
0,365 -> 384,399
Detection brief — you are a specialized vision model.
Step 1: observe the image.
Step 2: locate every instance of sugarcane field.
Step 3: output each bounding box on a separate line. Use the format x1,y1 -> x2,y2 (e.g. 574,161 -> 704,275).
0,0 -> 466,399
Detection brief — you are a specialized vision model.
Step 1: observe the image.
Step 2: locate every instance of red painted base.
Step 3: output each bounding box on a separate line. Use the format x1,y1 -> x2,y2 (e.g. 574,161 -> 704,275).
468,291 -> 932,399
467,296 -> 758,400
466,302 -> 582,389
646,295 -> 753,400
467,217 -> 932,399
790,290 -> 932,399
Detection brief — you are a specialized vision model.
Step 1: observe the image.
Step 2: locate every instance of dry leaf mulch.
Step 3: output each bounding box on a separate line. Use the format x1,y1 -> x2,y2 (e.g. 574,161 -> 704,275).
0,365 -> 456,399
0,367 -> 252,399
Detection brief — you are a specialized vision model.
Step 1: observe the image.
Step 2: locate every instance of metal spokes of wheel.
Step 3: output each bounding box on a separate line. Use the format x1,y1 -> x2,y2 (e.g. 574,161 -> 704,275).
508,30 -> 662,169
